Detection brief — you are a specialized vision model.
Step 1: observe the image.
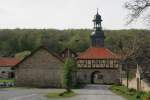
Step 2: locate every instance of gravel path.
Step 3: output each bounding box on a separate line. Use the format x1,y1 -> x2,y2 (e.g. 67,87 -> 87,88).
0,85 -> 125,100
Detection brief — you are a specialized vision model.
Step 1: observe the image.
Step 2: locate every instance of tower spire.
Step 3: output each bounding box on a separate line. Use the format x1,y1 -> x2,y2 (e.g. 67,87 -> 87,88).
97,8 -> 99,14
93,9 -> 102,30
91,10 -> 105,47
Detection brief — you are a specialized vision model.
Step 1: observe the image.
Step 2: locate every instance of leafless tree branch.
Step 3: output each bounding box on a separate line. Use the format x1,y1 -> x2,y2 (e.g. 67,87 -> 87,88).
125,0 -> 150,24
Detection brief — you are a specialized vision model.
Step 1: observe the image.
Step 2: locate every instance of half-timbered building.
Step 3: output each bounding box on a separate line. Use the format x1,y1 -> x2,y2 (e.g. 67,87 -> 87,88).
77,11 -> 121,84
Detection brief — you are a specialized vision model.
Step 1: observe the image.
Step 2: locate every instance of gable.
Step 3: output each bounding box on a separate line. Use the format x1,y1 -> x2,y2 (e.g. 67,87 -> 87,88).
59,48 -> 77,58
15,47 -> 63,69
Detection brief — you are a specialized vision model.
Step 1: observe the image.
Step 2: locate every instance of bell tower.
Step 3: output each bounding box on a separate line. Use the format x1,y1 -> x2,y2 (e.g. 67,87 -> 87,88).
91,9 -> 105,47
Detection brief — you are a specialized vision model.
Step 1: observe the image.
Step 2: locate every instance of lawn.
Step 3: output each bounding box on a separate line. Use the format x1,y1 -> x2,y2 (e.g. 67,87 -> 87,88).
110,85 -> 150,100
46,91 -> 76,98
0,79 -> 15,83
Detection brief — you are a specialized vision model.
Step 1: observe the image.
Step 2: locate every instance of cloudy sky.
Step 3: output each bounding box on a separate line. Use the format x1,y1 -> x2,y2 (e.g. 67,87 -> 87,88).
0,0 -> 147,29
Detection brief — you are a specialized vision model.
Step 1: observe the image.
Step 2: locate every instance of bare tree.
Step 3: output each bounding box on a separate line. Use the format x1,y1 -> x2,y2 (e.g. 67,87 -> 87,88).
125,0 -> 150,24
123,36 -> 138,88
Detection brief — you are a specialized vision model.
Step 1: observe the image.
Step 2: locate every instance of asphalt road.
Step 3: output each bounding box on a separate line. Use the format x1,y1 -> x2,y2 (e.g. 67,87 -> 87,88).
0,85 -> 125,100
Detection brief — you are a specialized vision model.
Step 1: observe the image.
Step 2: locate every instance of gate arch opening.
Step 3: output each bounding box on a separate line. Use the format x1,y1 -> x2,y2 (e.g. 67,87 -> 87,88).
91,71 -> 103,84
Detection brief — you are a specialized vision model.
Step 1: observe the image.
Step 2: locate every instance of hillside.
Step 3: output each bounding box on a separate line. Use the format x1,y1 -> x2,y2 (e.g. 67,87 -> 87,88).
0,29 -> 149,68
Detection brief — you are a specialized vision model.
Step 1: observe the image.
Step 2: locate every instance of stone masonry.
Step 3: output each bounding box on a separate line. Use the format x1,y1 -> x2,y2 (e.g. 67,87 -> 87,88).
15,47 -> 63,88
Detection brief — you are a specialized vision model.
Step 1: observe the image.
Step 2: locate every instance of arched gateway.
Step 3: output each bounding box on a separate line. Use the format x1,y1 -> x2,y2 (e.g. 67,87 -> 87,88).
76,10 -> 121,85
91,71 -> 103,84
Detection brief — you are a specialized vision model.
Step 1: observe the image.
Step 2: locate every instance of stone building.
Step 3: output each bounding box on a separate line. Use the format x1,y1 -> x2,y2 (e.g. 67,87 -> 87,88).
0,58 -> 19,79
14,11 -> 121,87
14,47 -> 63,88
77,11 -> 121,84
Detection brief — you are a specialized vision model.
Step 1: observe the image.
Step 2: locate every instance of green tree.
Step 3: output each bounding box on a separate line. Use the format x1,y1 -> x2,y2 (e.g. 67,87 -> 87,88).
62,58 -> 77,92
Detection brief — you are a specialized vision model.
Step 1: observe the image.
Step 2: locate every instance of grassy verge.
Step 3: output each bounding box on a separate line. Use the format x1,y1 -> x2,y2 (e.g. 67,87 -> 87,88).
46,91 -> 76,98
110,85 -> 150,100
0,79 -> 15,83
143,92 -> 150,100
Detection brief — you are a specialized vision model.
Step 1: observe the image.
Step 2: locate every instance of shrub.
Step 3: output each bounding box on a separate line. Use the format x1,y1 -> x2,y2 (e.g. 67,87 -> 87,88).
129,88 -> 136,92
142,92 -> 150,100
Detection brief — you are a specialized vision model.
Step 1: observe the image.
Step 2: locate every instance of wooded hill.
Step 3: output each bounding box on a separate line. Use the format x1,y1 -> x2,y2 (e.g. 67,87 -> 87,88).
0,29 -> 149,67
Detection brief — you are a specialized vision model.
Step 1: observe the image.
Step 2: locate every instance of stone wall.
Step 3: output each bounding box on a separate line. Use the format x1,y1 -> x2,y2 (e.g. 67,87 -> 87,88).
15,48 -> 63,88
122,78 -> 137,89
123,78 -> 150,92
141,79 -> 150,92
77,68 -> 121,84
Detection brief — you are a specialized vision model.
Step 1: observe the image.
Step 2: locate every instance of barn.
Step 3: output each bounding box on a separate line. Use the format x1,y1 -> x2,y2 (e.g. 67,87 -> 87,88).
14,47 -> 63,88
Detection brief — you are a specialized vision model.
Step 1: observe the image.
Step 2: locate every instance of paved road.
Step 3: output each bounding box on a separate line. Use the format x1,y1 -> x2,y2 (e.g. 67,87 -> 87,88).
0,85 -> 125,100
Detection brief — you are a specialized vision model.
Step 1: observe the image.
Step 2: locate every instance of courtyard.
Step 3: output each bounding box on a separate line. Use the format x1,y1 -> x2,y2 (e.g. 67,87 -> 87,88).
0,85 -> 124,100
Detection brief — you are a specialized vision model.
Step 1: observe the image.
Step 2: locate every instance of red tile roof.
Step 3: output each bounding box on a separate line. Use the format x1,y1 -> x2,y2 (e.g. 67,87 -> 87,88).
77,47 -> 118,59
0,57 -> 20,67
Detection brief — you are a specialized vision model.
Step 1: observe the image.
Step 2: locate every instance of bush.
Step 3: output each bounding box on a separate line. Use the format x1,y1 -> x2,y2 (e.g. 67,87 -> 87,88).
128,88 -> 137,95
142,92 -> 150,100
111,85 -> 150,100
129,88 -> 136,92
135,92 -> 144,99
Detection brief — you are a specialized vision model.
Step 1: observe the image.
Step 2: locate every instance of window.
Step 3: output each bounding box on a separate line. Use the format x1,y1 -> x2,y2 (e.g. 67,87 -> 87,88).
83,60 -> 86,64
114,60 -> 119,68
92,60 -> 95,64
8,72 -> 15,78
101,60 -> 106,67
102,60 -> 106,64
105,60 -> 109,68
110,60 -> 114,68
87,60 -> 90,64
96,60 -> 99,64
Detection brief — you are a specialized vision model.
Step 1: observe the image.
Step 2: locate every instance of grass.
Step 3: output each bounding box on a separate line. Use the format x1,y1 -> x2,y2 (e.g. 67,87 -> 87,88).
0,79 -> 15,83
46,91 -> 76,98
110,85 -> 150,100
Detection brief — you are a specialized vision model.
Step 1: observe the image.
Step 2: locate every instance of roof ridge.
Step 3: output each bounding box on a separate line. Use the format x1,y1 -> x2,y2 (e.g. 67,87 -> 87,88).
14,46 -> 64,68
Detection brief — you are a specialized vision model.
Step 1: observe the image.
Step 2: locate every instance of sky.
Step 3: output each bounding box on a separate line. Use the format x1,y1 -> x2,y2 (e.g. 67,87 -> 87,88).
0,0 -> 147,30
